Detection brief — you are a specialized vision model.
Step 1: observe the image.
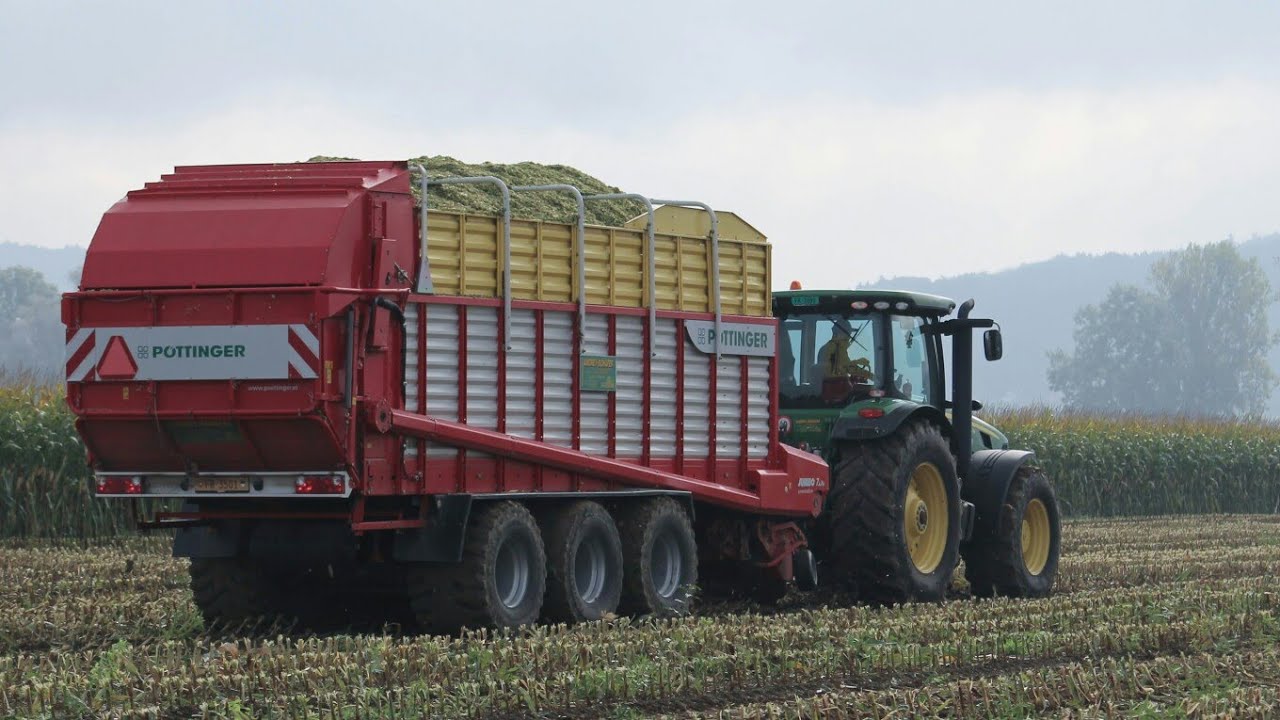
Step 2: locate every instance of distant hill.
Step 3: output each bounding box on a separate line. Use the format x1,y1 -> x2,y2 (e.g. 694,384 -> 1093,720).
0,243 -> 86,292
863,233 -> 1280,415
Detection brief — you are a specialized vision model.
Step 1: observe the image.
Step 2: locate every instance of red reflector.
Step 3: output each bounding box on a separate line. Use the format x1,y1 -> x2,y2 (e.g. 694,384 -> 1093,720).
96,335 -> 138,380
96,476 -> 142,494
295,476 -> 345,495
858,408 -> 886,419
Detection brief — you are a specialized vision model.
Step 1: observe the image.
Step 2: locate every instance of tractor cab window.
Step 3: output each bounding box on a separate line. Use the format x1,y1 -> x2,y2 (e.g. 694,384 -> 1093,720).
891,315 -> 932,403
779,313 -> 882,407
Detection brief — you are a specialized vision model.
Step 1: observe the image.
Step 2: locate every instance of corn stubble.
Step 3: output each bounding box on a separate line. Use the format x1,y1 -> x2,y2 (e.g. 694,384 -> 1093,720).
1,516 -> 1277,718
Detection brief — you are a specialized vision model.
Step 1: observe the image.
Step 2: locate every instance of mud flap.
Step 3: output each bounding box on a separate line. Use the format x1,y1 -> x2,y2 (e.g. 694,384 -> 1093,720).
960,500 -> 976,542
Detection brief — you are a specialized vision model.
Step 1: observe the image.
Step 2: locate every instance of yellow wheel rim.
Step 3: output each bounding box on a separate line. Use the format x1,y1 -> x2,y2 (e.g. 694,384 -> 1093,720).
904,462 -> 948,574
1021,498 -> 1051,576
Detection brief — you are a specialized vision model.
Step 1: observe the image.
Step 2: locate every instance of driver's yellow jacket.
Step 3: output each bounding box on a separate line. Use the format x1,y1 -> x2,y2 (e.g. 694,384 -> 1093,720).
818,337 -> 854,378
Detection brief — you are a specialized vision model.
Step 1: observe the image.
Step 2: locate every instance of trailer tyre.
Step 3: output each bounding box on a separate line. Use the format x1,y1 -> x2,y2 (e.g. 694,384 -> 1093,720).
409,501 -> 546,632
962,468 -> 1061,599
189,557 -> 284,629
827,421 -> 961,604
617,497 -> 698,617
540,501 -> 624,623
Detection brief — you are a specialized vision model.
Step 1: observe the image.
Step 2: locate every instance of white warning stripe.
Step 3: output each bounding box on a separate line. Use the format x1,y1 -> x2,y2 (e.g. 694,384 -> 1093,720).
288,346 -> 319,379
290,324 -> 319,356
66,330 -> 103,382
65,328 -> 92,362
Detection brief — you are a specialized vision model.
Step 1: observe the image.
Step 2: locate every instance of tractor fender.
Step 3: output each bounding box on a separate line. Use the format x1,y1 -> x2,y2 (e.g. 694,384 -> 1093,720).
962,448 -> 1037,541
829,400 -> 949,443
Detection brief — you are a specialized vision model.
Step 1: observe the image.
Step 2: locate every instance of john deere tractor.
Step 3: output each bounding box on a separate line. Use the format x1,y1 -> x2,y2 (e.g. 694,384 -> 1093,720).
774,289 -> 1061,602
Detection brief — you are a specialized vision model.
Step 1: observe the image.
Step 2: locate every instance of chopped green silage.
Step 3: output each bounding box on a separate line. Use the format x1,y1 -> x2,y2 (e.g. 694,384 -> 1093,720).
307,155 -> 645,226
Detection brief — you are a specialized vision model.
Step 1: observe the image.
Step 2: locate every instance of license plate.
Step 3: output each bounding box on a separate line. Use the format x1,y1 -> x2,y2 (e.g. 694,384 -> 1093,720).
193,476 -> 250,493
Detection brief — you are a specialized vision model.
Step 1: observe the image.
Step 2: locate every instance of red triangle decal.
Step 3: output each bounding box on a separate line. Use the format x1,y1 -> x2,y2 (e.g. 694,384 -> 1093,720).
97,336 -> 138,380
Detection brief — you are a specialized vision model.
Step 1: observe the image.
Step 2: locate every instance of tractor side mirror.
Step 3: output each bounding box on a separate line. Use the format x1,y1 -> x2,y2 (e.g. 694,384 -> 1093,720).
983,328 -> 1003,361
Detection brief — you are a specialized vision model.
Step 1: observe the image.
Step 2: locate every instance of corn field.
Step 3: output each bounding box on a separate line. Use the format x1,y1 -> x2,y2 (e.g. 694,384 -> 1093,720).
1,516 -> 1278,718
0,382 -> 164,538
985,406 -> 1280,517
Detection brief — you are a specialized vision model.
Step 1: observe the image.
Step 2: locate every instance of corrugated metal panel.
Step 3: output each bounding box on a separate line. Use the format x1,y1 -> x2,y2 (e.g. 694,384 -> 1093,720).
747,357 -> 771,458
542,311 -> 574,448
506,309 -> 537,440
425,304 -> 460,457
649,319 -> 678,458
404,304 -> 421,414
682,337 -> 710,458
466,307 -> 499,432
615,315 -> 644,457
410,306 -> 770,465
426,210 -> 770,316
404,304 -> 421,457
715,357 -> 742,458
579,313 -> 610,455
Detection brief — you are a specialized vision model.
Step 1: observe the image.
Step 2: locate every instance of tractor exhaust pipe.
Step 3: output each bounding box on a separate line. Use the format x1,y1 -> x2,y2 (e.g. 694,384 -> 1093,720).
951,299 -> 976,482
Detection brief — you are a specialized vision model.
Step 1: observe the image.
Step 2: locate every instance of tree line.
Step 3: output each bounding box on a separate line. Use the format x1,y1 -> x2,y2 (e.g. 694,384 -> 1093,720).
1047,241 -> 1277,417
0,266 -> 63,381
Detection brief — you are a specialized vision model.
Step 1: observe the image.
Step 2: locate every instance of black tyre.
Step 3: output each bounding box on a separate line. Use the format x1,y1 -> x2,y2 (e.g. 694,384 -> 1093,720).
962,468 -> 1061,599
616,497 -> 698,617
540,501 -> 624,623
189,557 -> 285,629
408,501 -> 546,632
826,421 -> 961,603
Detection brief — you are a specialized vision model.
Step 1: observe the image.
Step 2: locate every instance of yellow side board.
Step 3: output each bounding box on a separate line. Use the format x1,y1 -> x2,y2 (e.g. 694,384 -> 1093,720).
426,211 -> 771,316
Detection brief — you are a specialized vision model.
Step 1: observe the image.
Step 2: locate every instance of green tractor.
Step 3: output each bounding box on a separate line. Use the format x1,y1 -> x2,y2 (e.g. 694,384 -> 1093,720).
774,288 -> 1061,602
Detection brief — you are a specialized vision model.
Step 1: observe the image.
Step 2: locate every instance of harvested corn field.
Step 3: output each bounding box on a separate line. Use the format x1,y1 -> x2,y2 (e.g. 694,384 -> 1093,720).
2,515 -> 1278,718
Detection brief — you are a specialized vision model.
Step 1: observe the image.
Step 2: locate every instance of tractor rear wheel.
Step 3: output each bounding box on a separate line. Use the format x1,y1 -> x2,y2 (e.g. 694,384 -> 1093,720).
408,501 -> 546,633
962,468 -> 1061,598
540,501 -> 624,623
617,497 -> 698,617
826,421 -> 961,603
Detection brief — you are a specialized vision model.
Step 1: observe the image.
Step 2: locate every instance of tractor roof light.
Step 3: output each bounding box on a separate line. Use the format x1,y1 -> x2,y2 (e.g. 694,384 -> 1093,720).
851,301 -> 869,310
894,302 -> 910,311
873,301 -> 891,310
789,280 -> 803,290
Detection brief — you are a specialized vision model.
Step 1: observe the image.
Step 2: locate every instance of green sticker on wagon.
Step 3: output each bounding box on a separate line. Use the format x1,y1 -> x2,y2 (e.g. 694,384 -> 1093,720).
581,355 -> 617,392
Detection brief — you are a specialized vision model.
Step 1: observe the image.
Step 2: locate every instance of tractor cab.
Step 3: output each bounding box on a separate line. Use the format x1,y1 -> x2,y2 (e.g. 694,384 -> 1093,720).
773,288 -> 992,458
775,290 -> 951,411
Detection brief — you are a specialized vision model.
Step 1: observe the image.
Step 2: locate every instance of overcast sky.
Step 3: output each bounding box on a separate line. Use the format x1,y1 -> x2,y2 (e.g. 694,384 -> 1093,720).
3,1 -> 1279,288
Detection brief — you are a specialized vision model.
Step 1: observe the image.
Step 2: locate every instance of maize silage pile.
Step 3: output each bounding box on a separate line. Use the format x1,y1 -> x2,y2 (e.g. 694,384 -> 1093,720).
308,155 -> 645,227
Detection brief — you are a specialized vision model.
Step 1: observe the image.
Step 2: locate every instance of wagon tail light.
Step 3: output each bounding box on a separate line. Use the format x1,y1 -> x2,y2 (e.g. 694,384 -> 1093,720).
294,475 -> 346,495
97,476 -> 143,494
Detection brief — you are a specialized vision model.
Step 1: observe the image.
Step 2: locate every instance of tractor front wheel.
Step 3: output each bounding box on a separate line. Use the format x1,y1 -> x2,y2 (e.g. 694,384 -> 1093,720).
962,468 -> 1061,598
825,422 -> 961,603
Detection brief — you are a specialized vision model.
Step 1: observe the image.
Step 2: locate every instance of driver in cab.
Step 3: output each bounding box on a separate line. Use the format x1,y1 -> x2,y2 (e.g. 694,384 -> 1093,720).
818,318 -> 874,383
